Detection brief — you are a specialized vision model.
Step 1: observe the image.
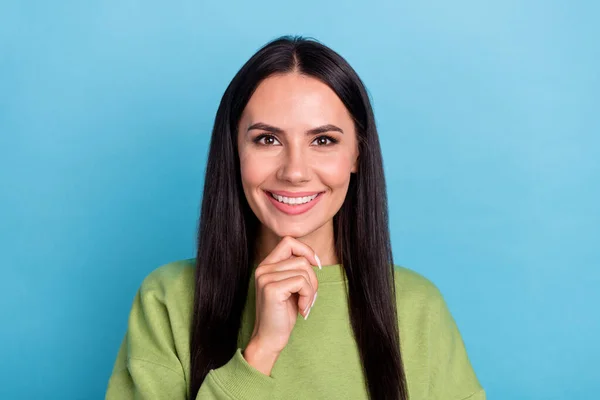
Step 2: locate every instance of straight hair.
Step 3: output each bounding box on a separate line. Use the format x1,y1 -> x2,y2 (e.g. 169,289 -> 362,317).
190,35 -> 408,400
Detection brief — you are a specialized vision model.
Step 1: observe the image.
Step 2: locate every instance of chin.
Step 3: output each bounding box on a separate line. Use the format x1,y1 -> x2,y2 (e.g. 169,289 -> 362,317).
268,223 -> 315,240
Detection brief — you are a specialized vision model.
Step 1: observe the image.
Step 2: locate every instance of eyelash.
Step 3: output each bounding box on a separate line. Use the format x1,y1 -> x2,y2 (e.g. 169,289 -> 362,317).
253,134 -> 339,147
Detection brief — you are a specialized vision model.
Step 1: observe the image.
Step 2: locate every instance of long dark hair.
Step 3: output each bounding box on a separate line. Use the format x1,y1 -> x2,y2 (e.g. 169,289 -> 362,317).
190,35 -> 408,400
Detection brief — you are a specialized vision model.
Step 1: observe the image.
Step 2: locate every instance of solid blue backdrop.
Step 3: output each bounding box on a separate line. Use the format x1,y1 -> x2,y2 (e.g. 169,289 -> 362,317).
1,1 -> 598,399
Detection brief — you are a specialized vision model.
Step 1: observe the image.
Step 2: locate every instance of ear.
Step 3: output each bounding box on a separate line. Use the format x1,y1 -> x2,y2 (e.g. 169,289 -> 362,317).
351,154 -> 359,174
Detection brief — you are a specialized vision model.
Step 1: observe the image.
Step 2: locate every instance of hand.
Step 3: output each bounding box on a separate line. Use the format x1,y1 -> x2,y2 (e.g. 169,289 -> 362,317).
243,236 -> 321,375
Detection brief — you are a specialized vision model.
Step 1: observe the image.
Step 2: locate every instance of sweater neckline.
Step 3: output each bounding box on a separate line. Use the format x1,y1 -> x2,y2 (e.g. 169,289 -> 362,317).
313,264 -> 347,283
251,263 -> 347,283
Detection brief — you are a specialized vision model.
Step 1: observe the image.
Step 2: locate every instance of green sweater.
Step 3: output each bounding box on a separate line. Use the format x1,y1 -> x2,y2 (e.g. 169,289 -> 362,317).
105,259 -> 485,399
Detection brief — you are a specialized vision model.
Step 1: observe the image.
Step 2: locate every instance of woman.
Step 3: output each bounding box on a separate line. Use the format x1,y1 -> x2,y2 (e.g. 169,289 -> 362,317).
105,36 -> 485,400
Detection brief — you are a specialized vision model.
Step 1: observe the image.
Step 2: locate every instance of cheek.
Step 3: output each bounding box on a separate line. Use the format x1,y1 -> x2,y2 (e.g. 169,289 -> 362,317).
317,157 -> 353,189
239,152 -> 271,191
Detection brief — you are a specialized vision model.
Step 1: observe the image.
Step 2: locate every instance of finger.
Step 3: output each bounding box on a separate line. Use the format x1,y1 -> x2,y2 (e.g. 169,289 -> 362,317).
258,257 -> 318,294
255,258 -> 319,314
261,236 -> 322,269
255,268 -> 314,295
265,274 -> 314,316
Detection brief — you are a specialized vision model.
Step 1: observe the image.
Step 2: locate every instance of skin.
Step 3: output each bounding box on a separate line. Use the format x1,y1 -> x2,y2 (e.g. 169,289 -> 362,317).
237,72 -> 360,266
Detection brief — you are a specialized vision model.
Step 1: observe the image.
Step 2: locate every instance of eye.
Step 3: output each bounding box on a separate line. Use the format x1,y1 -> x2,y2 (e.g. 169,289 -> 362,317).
312,135 -> 339,146
252,134 -> 339,147
253,134 -> 281,146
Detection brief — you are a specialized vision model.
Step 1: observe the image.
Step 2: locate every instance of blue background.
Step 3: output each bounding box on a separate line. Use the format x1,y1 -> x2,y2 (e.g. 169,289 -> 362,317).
1,1 -> 598,399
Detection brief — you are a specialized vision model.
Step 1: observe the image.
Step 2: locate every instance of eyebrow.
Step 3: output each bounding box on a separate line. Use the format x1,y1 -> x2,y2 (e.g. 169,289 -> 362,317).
247,122 -> 344,135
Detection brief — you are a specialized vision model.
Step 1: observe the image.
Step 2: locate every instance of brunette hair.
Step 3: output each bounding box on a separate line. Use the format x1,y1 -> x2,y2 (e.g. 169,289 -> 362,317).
190,35 -> 407,400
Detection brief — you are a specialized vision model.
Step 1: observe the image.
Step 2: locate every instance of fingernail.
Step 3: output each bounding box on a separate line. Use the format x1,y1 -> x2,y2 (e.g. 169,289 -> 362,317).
315,253 -> 322,270
311,291 -> 318,308
304,306 -> 312,320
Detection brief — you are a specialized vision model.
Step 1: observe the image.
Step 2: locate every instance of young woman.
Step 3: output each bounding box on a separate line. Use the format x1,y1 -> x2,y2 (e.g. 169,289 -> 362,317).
105,36 -> 485,400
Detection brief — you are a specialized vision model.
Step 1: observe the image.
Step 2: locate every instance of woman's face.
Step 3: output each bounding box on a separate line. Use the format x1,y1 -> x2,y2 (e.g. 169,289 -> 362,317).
237,72 -> 359,239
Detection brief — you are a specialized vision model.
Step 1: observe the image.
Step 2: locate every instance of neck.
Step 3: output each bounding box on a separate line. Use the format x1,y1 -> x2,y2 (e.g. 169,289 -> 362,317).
253,220 -> 339,267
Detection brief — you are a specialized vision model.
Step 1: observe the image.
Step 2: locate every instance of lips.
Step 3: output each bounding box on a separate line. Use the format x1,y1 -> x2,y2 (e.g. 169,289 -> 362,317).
264,190 -> 325,216
267,190 -> 324,197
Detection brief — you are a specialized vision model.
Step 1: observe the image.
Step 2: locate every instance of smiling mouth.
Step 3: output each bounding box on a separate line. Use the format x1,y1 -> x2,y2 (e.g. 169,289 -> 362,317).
266,191 -> 324,206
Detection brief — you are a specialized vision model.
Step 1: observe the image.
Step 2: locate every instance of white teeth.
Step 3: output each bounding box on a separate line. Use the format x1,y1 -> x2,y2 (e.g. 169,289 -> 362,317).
270,192 -> 319,205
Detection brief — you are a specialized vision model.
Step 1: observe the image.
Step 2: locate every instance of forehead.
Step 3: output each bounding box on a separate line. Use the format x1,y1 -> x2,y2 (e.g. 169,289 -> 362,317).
241,73 -> 353,129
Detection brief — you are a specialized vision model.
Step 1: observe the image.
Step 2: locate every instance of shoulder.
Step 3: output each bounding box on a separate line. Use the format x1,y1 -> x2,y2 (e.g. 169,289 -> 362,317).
391,265 -> 449,361
138,258 -> 196,302
391,264 -> 449,332
393,264 -> 444,305
113,259 -> 197,385
392,265 -> 485,399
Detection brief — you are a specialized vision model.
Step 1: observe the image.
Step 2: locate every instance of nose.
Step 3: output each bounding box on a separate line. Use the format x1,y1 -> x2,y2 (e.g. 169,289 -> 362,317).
276,145 -> 310,184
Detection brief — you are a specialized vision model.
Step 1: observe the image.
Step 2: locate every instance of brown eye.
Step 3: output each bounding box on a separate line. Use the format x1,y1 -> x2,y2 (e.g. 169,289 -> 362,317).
313,135 -> 338,146
253,134 -> 281,146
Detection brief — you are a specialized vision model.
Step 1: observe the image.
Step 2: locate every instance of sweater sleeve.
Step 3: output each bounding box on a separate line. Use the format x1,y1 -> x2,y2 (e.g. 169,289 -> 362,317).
427,288 -> 486,400
105,346 -> 276,399
195,348 -> 276,399
105,268 -> 276,400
